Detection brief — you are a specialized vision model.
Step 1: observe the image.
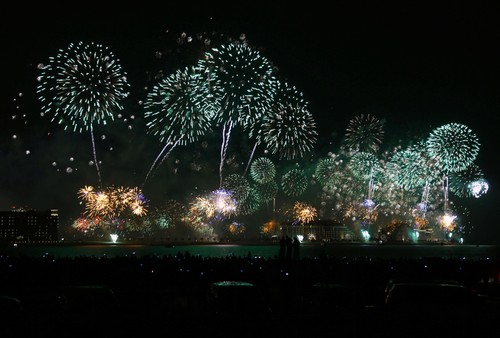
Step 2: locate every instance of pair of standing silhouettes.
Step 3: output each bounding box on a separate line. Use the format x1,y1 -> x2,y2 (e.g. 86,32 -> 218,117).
279,235 -> 300,261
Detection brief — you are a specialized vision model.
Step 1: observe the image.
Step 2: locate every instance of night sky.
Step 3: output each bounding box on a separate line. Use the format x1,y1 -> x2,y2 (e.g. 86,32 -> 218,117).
1,2 -> 499,243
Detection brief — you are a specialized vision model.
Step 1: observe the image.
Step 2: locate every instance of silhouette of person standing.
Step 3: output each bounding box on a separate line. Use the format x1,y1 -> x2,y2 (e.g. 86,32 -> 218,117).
285,236 -> 293,261
278,236 -> 286,260
292,236 -> 300,261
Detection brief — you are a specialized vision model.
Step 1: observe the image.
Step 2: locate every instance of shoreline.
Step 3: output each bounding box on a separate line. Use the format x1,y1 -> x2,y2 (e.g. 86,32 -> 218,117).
2,241 -> 499,260
2,239 -> 494,247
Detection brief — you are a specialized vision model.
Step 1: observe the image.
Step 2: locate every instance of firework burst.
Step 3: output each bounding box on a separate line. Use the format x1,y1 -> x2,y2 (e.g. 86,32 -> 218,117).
197,42 -> 278,186
426,123 -> 480,173
349,152 -> 381,181
244,81 -> 307,173
449,164 -> 486,198
293,201 -> 317,224
255,181 -> 279,204
344,114 -> 384,153
262,102 -> 317,160
37,42 -> 130,186
222,174 -> 251,203
249,157 -> 276,184
236,187 -> 262,216
281,168 -> 308,197
143,66 -> 215,185
78,185 -> 148,219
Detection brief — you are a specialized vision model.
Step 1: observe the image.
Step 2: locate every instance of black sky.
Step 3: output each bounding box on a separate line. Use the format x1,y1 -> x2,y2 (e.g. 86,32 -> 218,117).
1,1 -> 499,243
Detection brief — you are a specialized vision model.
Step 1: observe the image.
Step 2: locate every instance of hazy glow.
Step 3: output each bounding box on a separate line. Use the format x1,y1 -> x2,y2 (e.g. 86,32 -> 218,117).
440,213 -> 457,232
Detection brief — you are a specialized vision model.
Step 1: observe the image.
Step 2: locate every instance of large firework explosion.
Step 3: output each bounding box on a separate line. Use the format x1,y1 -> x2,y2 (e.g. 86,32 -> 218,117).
37,41 -> 130,186
197,42 -> 278,186
143,66 -> 215,185
262,102 -> 318,160
245,81 -> 308,173
315,157 -> 341,187
426,122 -> 480,174
386,147 -> 431,190
425,122 -> 481,214
349,152 -> 381,181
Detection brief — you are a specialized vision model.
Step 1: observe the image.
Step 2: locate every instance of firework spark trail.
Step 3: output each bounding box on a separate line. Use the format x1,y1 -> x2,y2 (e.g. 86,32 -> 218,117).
219,120 -> 233,188
368,168 -> 375,200
156,137 -> 184,170
142,136 -> 183,188
243,105 -> 264,176
142,141 -> 172,188
244,142 -> 258,176
421,180 -> 431,204
89,124 -> 102,188
442,175 -> 449,212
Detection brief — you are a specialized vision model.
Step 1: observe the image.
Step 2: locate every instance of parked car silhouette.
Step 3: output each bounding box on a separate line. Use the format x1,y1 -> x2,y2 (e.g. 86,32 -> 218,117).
206,281 -> 271,318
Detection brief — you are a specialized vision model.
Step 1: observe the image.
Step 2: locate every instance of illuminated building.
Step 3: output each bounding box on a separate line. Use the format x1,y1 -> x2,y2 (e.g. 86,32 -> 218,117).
281,220 -> 358,242
0,208 -> 59,243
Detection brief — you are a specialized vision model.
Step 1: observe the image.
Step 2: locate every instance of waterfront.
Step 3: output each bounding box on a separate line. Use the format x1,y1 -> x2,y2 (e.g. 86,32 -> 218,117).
2,242 -> 499,260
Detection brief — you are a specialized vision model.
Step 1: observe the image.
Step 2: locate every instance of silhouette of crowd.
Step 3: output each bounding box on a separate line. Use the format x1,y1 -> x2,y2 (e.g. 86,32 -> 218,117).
0,249 -> 499,337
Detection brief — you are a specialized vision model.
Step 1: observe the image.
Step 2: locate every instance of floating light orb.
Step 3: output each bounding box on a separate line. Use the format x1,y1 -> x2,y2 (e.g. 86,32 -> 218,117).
469,179 -> 489,198
363,199 -> 375,209
361,230 -> 370,241
418,202 -> 427,211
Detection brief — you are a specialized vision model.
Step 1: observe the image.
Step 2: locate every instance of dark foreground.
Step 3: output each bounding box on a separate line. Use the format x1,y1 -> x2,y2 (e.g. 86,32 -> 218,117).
1,252 -> 499,337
